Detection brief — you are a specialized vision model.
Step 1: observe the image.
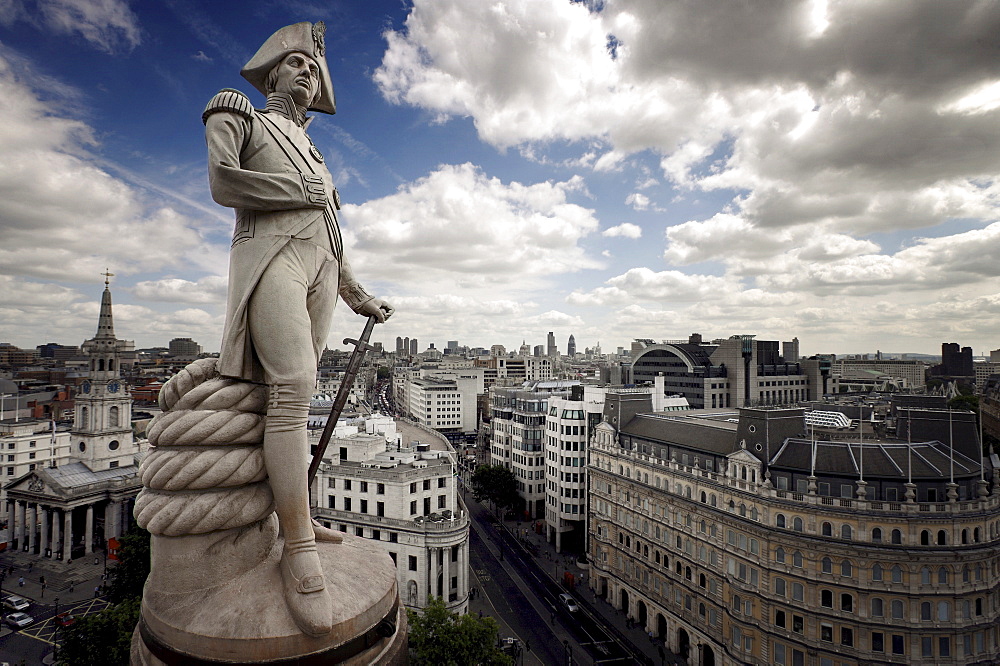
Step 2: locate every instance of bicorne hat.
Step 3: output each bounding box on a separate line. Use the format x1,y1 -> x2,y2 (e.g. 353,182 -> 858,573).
241,21 -> 336,114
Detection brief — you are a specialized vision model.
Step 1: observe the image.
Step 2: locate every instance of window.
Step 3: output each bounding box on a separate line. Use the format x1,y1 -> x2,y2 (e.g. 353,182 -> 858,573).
841,627 -> 853,647
822,522 -> 833,536
792,517 -> 803,532
921,602 -> 932,621
872,563 -> 883,582
360,499 -> 368,514
775,547 -> 785,563
423,479 -> 431,490
872,632 -> 884,652
841,560 -> 852,577
820,624 -> 833,642
377,502 -> 385,517
891,600 -> 904,619
891,529 -> 902,544
792,583 -> 804,602
892,634 -> 904,655
409,500 -> 417,514
792,615 -> 803,634
822,557 -> 833,573
775,609 -> 786,628
872,527 -> 883,542
841,593 -> 853,612
344,498 -> 352,511
408,556 -> 417,571
821,590 -> 833,608
327,496 -> 335,509
937,567 -> 948,584
409,482 -> 416,493
377,483 -> 385,494
344,480 -> 352,491
792,551 -> 802,568
438,477 -> 446,488
438,495 -> 446,508
871,597 -> 884,617
360,481 -> 368,492
841,524 -> 852,539
891,565 -> 903,583
775,578 -> 786,596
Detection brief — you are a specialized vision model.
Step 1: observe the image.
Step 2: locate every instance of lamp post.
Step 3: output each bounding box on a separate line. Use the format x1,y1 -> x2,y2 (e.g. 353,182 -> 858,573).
53,596 -> 60,663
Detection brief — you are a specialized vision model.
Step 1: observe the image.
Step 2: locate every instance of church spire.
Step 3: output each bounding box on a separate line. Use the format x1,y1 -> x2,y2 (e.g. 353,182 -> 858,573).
96,269 -> 116,339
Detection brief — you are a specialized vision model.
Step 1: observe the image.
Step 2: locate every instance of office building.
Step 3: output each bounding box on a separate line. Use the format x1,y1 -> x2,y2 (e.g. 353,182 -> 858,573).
589,398 -> 999,665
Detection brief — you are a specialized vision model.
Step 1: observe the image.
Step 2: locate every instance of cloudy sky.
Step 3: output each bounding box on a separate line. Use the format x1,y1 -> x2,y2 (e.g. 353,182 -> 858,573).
2,0 -> 1000,357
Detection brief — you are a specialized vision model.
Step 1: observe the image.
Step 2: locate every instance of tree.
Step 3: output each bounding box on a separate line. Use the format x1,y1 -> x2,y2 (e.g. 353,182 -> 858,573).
407,597 -> 512,666
58,597 -> 140,666
58,525 -> 150,665
470,465 -> 520,515
948,394 -> 979,413
105,524 -> 151,604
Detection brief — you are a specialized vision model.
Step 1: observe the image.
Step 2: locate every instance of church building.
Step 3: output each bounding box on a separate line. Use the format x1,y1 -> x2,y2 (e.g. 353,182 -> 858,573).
4,276 -> 146,560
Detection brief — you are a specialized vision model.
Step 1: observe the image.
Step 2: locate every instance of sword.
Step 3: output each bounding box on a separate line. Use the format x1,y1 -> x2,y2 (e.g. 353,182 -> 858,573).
307,314 -> 378,484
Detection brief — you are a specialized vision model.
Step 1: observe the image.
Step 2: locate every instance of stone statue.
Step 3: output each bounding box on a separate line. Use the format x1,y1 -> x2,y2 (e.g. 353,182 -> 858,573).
131,22 -> 404,664
205,21 -> 394,637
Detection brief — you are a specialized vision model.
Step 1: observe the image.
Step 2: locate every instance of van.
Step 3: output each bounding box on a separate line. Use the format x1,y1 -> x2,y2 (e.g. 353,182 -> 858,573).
559,593 -> 578,613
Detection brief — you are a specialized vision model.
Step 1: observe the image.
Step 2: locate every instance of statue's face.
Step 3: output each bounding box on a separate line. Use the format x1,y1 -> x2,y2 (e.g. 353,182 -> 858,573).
274,51 -> 320,107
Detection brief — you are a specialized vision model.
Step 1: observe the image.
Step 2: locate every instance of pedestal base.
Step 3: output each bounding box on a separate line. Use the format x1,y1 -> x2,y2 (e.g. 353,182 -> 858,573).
130,528 -> 406,664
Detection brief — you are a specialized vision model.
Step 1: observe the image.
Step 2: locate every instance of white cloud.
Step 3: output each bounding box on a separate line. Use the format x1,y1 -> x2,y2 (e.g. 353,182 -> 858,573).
2,0 -> 141,53
603,223 -> 642,239
131,276 -> 228,305
624,193 -> 649,211
341,163 -> 601,288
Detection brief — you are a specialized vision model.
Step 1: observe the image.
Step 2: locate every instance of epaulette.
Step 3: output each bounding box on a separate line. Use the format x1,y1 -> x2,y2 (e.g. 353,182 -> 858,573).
202,88 -> 254,125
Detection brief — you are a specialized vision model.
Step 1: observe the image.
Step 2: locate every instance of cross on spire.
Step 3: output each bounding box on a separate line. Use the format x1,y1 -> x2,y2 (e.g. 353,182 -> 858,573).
102,269 -> 115,286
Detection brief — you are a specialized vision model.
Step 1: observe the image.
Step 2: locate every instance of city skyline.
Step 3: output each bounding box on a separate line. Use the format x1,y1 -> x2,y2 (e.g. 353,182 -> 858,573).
3,1 -> 1000,355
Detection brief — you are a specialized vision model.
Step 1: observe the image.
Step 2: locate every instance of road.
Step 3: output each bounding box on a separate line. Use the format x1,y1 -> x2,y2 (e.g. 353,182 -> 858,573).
0,596 -> 110,664
467,495 -> 640,665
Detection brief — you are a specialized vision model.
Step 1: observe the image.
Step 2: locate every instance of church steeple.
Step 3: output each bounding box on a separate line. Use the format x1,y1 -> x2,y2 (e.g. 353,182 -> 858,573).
95,269 -> 116,340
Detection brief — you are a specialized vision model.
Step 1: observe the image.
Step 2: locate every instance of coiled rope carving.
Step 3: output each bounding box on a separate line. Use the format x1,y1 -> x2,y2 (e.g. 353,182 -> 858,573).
135,358 -> 275,536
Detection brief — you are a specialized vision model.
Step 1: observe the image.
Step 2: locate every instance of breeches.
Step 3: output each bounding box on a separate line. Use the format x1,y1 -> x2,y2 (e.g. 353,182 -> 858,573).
247,238 -> 340,430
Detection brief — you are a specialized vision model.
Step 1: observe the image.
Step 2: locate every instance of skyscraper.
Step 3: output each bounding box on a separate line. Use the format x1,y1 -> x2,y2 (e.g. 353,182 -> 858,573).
547,331 -> 557,357
410,338 -> 418,355
567,334 -> 576,357
396,336 -> 404,353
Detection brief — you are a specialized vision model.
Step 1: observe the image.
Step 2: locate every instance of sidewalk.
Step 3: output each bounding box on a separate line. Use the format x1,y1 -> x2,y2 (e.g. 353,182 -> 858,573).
502,516 -> 684,666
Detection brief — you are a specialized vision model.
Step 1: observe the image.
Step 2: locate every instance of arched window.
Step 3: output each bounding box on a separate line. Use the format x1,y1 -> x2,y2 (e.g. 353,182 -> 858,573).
775,578 -> 786,596
871,597 -> 884,617
710,494 -> 717,507
920,530 -> 930,545
872,563 -> 883,581
732,594 -> 742,611
775,547 -> 785,564
699,574 -> 706,588
921,567 -> 931,585
841,593 -> 853,612
776,514 -> 786,528
108,359 -> 115,371
822,557 -> 833,573
685,566 -> 692,581
109,406 -> 119,427
822,522 -> 833,536
98,358 -> 105,371
891,565 -> 903,583
821,590 -> 833,607
792,517 -> 803,532
81,406 -> 89,428
792,551 -> 803,568
962,529 -> 969,544
937,530 -> 947,545
841,524 -> 852,539
974,527 -> 981,542
921,602 -> 932,621
937,567 -> 948,584
739,503 -> 746,517
700,491 -> 707,503
750,507 -> 758,521
841,560 -> 852,577
871,527 -> 882,543
937,601 -> 950,621
891,600 -> 904,619
891,529 -> 902,544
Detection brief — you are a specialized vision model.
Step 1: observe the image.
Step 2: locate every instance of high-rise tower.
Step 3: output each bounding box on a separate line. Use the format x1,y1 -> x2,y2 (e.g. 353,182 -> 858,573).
567,334 -> 576,357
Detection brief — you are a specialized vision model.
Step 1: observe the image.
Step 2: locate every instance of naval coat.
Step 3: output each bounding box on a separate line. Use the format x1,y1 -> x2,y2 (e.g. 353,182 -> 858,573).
204,90 -> 351,383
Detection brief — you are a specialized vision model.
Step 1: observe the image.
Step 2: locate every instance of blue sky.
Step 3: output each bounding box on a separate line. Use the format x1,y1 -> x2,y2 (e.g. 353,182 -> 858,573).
3,0 -> 1000,358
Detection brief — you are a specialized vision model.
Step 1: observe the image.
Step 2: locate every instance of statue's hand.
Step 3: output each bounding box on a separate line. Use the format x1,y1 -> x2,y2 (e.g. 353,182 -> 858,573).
358,298 -> 394,323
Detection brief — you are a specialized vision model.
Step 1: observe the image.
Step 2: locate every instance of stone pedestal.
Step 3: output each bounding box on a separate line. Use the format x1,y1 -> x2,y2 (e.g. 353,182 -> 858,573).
130,515 -> 406,664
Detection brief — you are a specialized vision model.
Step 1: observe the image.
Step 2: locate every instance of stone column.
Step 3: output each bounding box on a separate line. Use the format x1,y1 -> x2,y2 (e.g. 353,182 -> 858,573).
63,508 -> 73,561
442,545 -> 451,601
27,504 -> 37,553
16,501 -> 26,548
85,504 -> 94,553
51,509 -> 60,558
6,500 -> 14,549
40,507 -> 49,556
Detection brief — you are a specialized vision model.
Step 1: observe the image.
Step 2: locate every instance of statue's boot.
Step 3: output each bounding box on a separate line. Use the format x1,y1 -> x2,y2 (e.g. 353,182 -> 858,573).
279,536 -> 333,636
312,518 -> 344,543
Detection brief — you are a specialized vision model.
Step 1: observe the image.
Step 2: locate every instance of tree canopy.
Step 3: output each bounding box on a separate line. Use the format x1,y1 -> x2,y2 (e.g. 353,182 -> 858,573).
470,465 -> 520,514
407,597 -> 512,666
59,525 -> 149,665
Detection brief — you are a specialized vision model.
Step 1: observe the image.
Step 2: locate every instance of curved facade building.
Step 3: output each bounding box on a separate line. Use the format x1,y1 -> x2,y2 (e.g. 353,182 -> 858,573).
588,402 -> 1000,665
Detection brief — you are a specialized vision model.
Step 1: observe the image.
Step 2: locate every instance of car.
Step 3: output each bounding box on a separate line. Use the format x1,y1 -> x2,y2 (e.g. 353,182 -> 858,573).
4,612 -> 33,628
559,593 -> 579,613
55,612 -> 77,627
1,595 -> 29,612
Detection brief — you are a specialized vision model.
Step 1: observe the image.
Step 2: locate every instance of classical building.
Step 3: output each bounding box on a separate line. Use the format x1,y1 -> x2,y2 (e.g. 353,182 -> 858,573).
589,397 -> 999,666
4,279 -> 145,559
311,417 -> 469,614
